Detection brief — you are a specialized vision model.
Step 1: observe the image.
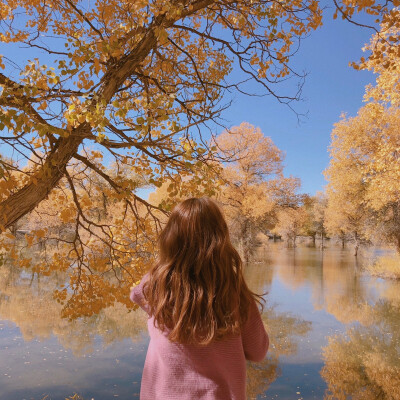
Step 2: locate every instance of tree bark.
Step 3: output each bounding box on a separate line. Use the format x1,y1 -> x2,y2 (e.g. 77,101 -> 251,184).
354,231 -> 359,257
0,130 -> 87,231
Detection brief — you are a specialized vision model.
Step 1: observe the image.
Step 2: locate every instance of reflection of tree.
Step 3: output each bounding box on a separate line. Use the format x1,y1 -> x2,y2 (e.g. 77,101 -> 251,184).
246,305 -> 312,399
270,244 -> 325,291
268,245 -> 374,325
321,283 -> 400,400
0,262 -> 147,357
234,254 -> 313,399
261,243 -> 400,399
242,253 -> 274,297
311,251 -> 372,326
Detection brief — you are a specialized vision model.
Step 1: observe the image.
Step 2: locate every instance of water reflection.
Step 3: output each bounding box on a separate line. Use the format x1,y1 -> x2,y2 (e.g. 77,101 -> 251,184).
266,245 -> 374,325
321,280 -> 400,400
0,243 -> 398,399
243,258 -> 312,399
0,262 -> 148,356
0,260 -> 150,400
247,306 -> 312,399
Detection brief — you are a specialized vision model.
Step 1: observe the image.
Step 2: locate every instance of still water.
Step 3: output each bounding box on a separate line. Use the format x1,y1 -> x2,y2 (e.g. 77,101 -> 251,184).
0,242 -> 399,399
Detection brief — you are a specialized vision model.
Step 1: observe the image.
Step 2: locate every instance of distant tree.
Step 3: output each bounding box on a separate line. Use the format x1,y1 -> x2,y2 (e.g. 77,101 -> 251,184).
324,110 -> 376,256
302,192 -> 327,248
273,206 -> 308,248
302,194 -> 318,245
213,122 -> 300,262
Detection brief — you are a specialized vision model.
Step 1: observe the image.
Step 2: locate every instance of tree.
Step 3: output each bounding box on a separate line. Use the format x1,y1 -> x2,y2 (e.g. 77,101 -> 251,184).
0,0 -> 396,314
0,0 -> 326,231
302,192 -> 327,248
324,17 -> 400,255
324,103 -> 400,255
272,206 -> 307,248
213,122 -> 300,262
324,109 -> 377,256
302,194 -> 318,245
0,0 -> 327,316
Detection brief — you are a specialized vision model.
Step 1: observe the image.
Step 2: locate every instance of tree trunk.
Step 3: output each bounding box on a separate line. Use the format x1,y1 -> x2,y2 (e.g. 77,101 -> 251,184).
102,192 -> 108,217
0,130 -> 87,232
354,231 -> 359,257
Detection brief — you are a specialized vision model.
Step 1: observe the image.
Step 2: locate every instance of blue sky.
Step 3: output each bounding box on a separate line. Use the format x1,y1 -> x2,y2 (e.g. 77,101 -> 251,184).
216,7 -> 377,195
0,5 -> 378,199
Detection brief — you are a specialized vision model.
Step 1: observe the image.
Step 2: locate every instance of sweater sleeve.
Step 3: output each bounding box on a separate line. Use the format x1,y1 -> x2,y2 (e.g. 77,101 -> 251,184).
129,272 -> 151,315
241,298 -> 269,362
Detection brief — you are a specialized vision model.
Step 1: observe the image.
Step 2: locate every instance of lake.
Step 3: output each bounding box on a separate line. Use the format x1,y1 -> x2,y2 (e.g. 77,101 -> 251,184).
1,242 -> 399,399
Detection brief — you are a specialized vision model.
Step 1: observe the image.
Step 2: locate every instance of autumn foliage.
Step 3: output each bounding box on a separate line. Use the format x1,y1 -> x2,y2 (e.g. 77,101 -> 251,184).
213,122 -> 301,261
0,0 -> 399,318
0,0 -> 327,318
324,19 -> 400,256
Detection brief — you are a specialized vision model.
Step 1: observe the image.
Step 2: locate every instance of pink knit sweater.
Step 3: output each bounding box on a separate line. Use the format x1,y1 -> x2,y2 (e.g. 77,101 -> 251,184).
129,272 -> 269,400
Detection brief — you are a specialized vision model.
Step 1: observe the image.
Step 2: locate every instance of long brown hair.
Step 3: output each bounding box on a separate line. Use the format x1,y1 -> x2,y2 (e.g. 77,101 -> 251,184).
142,197 -> 266,346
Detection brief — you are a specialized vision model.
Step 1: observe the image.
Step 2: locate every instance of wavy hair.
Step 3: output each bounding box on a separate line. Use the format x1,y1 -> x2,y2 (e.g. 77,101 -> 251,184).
142,197 -> 266,345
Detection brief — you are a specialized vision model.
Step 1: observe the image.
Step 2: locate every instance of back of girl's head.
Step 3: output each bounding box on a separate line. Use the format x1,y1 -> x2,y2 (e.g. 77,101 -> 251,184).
143,196 -> 264,345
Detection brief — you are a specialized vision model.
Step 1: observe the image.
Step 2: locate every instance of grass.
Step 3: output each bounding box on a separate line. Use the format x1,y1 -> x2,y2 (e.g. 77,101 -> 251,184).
366,254 -> 400,279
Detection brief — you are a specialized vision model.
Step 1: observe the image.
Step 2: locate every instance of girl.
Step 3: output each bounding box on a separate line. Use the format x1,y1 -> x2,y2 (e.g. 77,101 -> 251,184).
130,197 -> 269,400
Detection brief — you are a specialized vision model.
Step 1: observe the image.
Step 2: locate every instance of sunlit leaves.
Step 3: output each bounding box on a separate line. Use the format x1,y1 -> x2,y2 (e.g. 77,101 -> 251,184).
352,7 -> 400,78
273,207 -> 308,246
324,18 -> 400,254
324,103 -> 400,252
212,122 -> 299,260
